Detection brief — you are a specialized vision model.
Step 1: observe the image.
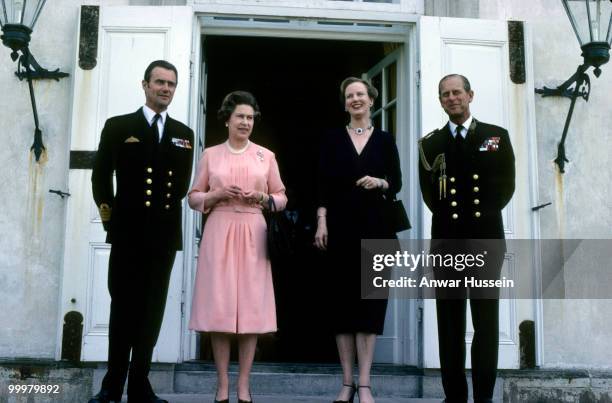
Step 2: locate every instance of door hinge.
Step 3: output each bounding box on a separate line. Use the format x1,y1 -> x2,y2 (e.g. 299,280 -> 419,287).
417,306 -> 423,324
416,70 -> 421,88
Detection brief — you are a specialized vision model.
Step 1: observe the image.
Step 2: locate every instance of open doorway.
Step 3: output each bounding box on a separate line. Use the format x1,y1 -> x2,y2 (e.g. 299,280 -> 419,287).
197,35 -> 401,363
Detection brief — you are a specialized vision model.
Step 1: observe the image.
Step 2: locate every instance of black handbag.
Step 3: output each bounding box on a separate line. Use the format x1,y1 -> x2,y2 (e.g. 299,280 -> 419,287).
390,198 -> 411,233
265,196 -> 296,262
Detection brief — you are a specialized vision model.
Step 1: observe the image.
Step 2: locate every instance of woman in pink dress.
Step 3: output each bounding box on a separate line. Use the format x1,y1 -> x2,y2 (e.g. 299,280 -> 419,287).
188,91 -> 287,403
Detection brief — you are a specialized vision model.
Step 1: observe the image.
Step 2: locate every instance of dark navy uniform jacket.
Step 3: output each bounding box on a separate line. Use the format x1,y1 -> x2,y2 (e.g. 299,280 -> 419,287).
92,107 -> 194,250
418,118 -> 515,240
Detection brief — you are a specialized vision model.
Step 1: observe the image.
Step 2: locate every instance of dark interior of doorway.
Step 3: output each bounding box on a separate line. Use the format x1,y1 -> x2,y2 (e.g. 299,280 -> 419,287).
198,35 -> 391,363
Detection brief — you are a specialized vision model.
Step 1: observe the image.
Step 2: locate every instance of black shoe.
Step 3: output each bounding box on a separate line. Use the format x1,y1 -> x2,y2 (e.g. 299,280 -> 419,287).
214,386 -> 229,403
127,395 -> 168,403
357,385 -> 373,402
333,383 -> 356,403
214,392 -> 229,403
88,390 -> 121,403
238,392 -> 253,403
238,391 -> 253,403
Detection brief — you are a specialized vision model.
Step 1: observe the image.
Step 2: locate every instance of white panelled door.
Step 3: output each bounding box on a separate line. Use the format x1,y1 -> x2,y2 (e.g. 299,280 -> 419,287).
419,16 -> 536,369
59,6 -> 193,362
363,49 -> 412,364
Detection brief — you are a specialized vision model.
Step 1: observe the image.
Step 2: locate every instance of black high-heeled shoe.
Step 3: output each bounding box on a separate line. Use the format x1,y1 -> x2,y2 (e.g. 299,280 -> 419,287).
358,385 -> 373,402
333,383 -> 356,403
214,389 -> 229,403
238,392 -> 253,403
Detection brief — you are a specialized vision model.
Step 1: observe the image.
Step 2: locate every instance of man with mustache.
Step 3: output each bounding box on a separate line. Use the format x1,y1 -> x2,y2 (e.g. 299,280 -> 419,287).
90,60 -> 194,403
418,74 -> 515,403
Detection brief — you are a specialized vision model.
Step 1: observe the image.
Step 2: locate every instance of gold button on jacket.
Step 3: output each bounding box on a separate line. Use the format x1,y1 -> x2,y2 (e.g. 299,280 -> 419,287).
417,118 -> 515,239
91,107 -> 195,248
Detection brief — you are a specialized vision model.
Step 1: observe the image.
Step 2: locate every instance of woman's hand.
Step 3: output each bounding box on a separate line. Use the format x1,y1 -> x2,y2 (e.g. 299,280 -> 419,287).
356,175 -> 387,190
215,185 -> 243,201
243,190 -> 268,205
314,217 -> 328,250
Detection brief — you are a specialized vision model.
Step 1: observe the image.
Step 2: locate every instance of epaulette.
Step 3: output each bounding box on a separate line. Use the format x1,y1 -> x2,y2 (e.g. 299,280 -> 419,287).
418,130 -> 443,172
422,129 -> 438,140
418,130 -> 447,200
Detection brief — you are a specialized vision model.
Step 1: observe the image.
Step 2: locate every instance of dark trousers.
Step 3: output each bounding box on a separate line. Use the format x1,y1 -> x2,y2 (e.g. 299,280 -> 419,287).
100,244 -> 176,400
436,298 -> 499,402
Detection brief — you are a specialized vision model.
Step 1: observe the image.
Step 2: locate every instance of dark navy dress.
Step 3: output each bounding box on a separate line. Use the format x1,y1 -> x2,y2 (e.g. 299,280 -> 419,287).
318,127 -> 402,335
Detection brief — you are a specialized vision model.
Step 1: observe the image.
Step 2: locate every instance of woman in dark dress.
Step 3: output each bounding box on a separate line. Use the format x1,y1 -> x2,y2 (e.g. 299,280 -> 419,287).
314,77 -> 402,403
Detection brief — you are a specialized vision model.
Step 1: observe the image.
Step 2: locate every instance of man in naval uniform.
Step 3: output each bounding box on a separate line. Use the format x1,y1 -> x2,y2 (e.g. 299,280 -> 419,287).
418,74 -> 515,403
90,60 -> 194,403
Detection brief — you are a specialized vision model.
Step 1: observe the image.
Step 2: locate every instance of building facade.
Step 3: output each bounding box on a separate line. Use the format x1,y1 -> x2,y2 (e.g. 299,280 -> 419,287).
1,0 -> 611,399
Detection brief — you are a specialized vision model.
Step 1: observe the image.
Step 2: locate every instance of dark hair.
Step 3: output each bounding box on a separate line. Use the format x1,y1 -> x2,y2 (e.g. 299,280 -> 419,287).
339,77 -> 379,103
144,60 -> 178,83
217,91 -> 261,122
438,74 -> 472,96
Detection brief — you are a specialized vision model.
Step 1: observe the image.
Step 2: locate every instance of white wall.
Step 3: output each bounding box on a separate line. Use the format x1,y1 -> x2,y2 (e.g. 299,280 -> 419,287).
480,0 -> 612,369
0,0 -> 128,359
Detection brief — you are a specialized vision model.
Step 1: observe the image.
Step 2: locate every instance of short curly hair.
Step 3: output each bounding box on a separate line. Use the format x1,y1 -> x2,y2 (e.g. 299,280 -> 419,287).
217,91 -> 261,122
339,77 -> 379,104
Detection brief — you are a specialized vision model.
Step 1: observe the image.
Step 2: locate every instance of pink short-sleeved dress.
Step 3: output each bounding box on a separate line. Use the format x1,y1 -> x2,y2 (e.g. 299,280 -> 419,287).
188,141 -> 287,334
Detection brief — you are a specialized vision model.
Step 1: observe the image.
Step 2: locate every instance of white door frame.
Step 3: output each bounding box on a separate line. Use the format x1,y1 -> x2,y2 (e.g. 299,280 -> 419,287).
181,11 -> 421,366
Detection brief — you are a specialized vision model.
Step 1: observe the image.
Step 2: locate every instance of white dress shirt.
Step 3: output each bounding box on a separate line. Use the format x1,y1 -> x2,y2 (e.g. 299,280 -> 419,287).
448,115 -> 473,139
142,105 -> 167,141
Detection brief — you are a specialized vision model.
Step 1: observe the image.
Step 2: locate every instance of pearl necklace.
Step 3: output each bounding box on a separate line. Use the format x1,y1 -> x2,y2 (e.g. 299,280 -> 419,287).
225,140 -> 250,154
347,123 -> 373,135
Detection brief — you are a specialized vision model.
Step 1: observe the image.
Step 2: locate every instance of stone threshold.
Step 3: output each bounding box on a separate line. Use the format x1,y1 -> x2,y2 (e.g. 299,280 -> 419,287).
1,360 -> 611,402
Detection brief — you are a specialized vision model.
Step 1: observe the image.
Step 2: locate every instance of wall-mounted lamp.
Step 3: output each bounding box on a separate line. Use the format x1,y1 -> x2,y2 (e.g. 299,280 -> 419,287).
535,0 -> 612,173
1,0 -> 69,162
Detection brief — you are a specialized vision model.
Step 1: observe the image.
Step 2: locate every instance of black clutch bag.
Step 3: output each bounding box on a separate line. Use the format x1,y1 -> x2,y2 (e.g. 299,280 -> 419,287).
390,198 -> 411,233
265,196 -> 296,262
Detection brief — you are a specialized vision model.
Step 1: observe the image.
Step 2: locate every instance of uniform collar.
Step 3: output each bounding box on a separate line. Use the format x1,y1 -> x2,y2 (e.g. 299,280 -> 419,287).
142,105 -> 168,126
448,115 -> 473,139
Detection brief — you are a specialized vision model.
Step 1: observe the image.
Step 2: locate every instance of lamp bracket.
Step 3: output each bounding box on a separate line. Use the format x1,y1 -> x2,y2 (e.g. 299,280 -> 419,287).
535,65 -> 591,101
534,63 -> 595,174
15,50 -> 69,81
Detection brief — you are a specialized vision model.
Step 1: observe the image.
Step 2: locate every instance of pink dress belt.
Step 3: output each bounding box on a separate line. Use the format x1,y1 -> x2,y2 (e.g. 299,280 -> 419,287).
211,205 -> 263,214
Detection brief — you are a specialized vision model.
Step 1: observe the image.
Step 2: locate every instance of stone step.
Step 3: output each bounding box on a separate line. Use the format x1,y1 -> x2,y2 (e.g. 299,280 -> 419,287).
94,362 -> 502,400
172,362 -> 429,398
152,394 -> 445,403
4,360 -> 611,402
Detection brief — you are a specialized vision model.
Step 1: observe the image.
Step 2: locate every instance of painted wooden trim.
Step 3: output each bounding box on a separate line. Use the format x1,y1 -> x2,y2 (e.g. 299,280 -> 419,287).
193,3 -> 422,22
191,0 -> 423,14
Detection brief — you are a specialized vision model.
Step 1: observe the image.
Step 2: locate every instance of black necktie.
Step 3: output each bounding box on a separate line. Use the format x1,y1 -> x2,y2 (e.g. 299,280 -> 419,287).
151,113 -> 161,142
455,125 -> 464,144
454,125 -> 467,156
